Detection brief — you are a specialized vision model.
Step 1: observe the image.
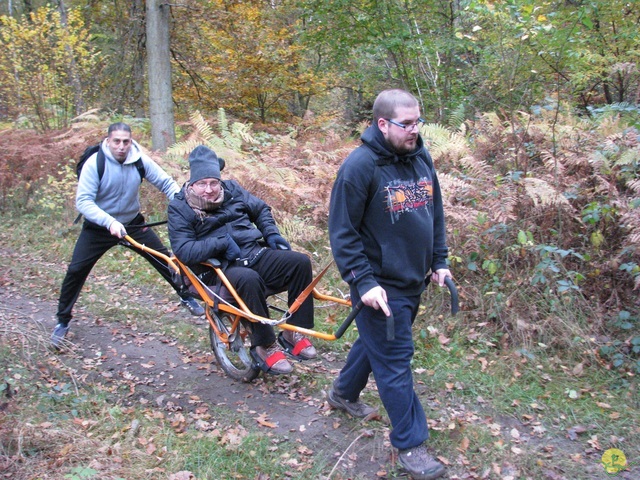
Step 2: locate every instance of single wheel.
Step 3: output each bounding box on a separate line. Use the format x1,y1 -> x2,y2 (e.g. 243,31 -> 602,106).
208,307 -> 260,382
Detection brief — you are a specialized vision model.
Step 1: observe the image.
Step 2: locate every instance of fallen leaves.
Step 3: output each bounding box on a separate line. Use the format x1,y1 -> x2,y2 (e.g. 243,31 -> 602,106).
255,412 -> 278,428
220,425 -> 249,448
566,424 -> 591,440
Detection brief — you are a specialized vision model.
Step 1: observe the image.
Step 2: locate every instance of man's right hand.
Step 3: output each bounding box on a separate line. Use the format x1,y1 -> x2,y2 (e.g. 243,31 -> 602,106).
109,220 -> 127,238
224,234 -> 242,261
361,286 -> 391,317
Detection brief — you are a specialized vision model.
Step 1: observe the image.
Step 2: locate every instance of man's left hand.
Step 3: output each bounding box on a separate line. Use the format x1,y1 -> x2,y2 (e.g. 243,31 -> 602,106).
431,268 -> 452,287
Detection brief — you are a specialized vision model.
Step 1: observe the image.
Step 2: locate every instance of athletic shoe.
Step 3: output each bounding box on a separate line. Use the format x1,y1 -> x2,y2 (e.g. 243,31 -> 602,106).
278,330 -> 317,359
327,387 -> 377,418
398,443 -> 446,480
180,297 -> 204,316
253,342 -> 293,375
51,323 -> 70,349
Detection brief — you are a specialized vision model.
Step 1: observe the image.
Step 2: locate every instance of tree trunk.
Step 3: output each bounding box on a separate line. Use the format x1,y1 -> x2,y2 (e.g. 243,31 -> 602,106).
57,0 -> 85,118
146,0 -> 175,151
132,0 -> 146,117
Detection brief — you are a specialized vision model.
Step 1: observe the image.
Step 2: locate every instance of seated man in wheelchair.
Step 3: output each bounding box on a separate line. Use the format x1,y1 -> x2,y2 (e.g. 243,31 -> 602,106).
168,145 -> 316,375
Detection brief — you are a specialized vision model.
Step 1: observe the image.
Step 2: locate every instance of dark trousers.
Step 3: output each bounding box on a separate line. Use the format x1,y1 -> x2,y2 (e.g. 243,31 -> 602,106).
56,214 -> 184,325
223,249 -> 314,347
334,291 -> 429,451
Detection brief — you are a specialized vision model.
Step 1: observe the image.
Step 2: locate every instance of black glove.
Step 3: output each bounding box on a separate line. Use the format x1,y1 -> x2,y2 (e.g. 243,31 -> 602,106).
266,234 -> 290,250
224,234 -> 242,261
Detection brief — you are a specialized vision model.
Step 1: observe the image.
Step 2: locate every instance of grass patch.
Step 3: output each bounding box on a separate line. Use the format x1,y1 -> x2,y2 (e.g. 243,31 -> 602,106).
410,320 -> 640,478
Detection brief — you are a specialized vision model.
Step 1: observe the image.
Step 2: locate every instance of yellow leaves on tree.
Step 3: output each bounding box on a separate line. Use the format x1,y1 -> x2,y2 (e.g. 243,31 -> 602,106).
172,0 -> 323,122
0,6 -> 100,130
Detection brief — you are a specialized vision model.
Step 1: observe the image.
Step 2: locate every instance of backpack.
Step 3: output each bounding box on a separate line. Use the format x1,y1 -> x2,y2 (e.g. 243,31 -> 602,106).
77,143 -> 146,183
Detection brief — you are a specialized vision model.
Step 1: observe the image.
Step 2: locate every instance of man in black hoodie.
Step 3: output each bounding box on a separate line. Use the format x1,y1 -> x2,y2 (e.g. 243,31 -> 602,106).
327,89 -> 450,480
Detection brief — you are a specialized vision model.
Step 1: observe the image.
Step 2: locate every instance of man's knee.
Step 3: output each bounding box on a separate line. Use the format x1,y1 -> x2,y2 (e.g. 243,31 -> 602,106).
66,258 -> 96,276
232,268 -> 265,291
288,251 -> 312,274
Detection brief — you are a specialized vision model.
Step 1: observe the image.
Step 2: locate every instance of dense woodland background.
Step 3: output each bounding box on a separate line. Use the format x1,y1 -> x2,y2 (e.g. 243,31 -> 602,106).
0,0 -> 639,375
1,0 -> 639,128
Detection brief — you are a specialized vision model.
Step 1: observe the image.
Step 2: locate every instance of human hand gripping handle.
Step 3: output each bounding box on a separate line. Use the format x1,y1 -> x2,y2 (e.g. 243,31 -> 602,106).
224,234 -> 242,261
431,268 -> 460,315
361,286 -> 395,340
266,234 -> 291,250
109,220 -> 127,238
431,268 -> 452,287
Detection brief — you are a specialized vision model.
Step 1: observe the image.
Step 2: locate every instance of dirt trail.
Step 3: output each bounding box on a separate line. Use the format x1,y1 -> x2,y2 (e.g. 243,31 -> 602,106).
1,270 -> 392,479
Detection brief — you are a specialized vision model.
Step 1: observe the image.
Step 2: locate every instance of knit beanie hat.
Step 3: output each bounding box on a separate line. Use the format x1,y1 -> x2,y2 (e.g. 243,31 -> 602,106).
188,145 -> 221,185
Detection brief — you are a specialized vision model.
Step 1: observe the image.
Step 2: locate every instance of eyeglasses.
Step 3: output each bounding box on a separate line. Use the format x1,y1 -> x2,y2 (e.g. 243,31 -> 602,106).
385,118 -> 425,131
191,179 -> 220,190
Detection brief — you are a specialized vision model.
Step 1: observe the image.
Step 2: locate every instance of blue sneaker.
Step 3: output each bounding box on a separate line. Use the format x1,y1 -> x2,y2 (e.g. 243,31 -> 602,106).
51,323 -> 70,349
180,296 -> 204,316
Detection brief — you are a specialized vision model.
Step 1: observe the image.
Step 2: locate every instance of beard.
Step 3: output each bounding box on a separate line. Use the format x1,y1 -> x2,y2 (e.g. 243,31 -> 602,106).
387,134 -> 418,155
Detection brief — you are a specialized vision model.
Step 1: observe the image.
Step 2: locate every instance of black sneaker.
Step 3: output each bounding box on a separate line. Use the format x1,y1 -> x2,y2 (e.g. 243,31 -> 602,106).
398,443 -> 446,480
327,388 -> 377,418
51,323 -> 70,349
180,297 -> 204,316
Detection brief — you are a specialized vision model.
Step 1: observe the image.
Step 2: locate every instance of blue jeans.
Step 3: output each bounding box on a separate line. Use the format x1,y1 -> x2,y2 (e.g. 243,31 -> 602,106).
334,292 -> 429,450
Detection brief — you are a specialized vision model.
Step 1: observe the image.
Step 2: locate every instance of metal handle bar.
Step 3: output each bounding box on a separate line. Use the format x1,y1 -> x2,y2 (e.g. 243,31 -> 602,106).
333,277 -> 460,342
444,277 -> 459,315
334,301 -> 363,339
124,220 -> 168,229
386,278 -> 459,341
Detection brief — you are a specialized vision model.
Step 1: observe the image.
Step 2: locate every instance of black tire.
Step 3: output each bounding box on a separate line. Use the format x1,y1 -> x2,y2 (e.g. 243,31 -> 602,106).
208,307 -> 260,382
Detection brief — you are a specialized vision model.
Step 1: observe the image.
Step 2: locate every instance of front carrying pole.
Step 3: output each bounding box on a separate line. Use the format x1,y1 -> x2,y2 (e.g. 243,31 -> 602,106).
122,235 -> 180,274
286,261 -> 334,316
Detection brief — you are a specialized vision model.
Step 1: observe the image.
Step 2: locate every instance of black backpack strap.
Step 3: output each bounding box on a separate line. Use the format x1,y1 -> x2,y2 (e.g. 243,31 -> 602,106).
95,151 -> 144,183
96,148 -> 105,181
74,149 -> 105,225
133,158 -> 146,183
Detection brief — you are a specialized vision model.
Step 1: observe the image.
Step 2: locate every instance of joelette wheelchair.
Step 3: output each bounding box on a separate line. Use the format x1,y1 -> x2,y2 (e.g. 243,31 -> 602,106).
123,234 -> 458,382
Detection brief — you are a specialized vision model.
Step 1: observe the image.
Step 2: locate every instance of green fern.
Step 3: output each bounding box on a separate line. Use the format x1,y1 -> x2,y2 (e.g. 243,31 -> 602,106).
232,122 -> 257,145
420,123 -> 453,148
192,110 -> 215,141
421,123 -> 470,162
616,149 -> 640,167
217,108 -> 229,135
447,103 -> 466,131
167,109 -> 254,157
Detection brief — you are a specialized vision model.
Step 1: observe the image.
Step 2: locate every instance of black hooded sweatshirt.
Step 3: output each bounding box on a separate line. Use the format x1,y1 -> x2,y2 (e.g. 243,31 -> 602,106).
328,123 -> 448,299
